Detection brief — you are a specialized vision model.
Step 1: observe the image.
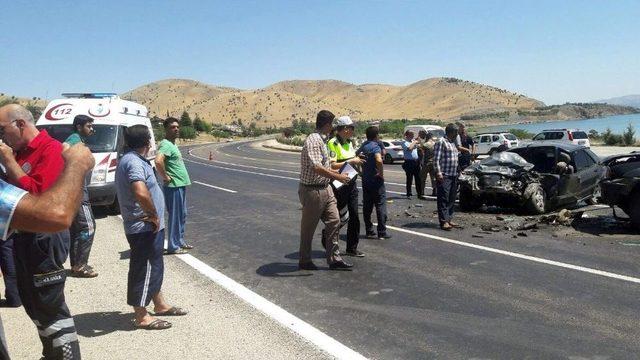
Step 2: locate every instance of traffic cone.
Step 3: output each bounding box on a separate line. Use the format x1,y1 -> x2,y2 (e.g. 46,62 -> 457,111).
209,151 -> 213,161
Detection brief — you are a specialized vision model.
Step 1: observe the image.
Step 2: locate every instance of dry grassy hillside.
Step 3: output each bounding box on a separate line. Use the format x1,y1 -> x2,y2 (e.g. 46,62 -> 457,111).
123,77 -> 544,128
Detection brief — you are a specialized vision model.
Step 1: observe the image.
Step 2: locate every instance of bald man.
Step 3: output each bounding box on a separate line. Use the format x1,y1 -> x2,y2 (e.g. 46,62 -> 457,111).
0,104 -> 78,360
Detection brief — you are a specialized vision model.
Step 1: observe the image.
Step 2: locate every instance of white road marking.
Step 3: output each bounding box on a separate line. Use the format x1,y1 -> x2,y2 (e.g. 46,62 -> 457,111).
176,254 -> 368,360
383,224 -> 640,284
194,180 -> 238,193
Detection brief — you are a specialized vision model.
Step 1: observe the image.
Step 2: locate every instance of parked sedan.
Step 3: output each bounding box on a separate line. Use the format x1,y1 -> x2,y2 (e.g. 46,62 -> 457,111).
381,140 -> 404,164
458,143 -> 605,214
600,151 -> 640,230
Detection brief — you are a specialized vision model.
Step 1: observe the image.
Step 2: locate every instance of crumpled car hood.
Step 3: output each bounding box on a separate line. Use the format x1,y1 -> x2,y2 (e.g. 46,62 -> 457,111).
463,152 -> 535,177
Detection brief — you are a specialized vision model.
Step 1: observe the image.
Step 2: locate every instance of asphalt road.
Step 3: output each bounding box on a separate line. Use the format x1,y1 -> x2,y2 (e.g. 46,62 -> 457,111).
178,139 -> 640,359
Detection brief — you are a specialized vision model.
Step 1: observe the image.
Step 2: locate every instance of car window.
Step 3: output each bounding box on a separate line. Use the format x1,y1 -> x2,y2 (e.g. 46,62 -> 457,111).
38,124 -> 119,152
480,136 -> 490,143
584,149 -> 600,163
572,131 -> 588,139
510,147 -> 557,173
546,132 -> 564,140
492,135 -> 500,142
574,150 -> 595,171
382,142 -> 390,147
504,134 -> 517,140
533,133 -> 545,141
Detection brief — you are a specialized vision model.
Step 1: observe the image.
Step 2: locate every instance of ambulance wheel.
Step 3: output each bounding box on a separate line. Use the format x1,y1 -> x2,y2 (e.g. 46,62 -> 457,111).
384,154 -> 393,164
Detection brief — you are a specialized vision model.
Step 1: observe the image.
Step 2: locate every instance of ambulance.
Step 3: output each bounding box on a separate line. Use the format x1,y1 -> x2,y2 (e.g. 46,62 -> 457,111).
36,93 -> 157,213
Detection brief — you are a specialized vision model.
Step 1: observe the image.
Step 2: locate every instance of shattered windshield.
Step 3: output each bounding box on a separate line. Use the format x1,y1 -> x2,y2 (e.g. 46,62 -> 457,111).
510,147 -> 557,173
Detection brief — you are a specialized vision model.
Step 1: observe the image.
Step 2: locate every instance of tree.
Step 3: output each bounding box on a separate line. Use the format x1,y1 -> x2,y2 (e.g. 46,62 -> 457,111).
25,102 -> 43,119
179,126 -> 197,140
623,123 -> 636,146
180,111 -> 192,127
193,115 -> 205,132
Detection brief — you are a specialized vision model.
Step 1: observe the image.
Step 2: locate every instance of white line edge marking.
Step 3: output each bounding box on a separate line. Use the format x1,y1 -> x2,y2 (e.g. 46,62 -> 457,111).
176,254 -> 368,360
188,148 -> 415,188
114,214 -> 367,359
194,180 -> 238,193
382,224 -> 640,284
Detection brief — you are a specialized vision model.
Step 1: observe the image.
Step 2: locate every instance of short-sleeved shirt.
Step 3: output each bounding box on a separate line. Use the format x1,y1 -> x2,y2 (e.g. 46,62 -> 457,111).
64,132 -> 83,146
157,140 -> 191,188
0,180 -> 27,240
300,132 -> 331,186
358,140 -> 383,188
13,130 -> 64,194
457,135 -> 475,168
115,151 -> 165,234
402,140 -> 419,161
434,137 -> 460,177
64,132 -> 91,204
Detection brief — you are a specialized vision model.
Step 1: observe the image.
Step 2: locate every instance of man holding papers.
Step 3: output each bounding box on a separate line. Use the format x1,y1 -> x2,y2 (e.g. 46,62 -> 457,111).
326,116 -> 365,257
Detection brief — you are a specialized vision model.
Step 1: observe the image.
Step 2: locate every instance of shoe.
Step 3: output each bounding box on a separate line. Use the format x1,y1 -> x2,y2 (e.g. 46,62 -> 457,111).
378,234 -> 392,240
418,195 -> 427,200
329,260 -> 353,270
164,249 -> 188,255
344,250 -> 365,257
440,223 -> 453,231
0,299 -> 21,308
365,232 -> 377,239
405,194 -> 412,199
448,221 -> 461,228
181,244 -> 194,250
298,262 -> 318,271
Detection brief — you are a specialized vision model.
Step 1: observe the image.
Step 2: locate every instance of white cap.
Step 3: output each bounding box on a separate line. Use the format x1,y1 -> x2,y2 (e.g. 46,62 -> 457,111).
333,115 -> 354,128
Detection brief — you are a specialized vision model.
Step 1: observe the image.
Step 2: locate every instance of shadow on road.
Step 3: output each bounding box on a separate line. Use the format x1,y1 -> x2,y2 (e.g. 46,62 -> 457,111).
402,222 -> 442,230
74,311 -> 135,338
284,251 -> 325,260
256,262 -> 312,277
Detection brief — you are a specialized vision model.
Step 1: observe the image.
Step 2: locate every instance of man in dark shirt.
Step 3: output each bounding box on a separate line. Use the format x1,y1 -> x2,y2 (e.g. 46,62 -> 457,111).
357,126 -> 391,240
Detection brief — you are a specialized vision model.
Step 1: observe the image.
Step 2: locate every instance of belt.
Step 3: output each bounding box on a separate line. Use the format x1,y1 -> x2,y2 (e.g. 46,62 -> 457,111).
300,183 -> 329,189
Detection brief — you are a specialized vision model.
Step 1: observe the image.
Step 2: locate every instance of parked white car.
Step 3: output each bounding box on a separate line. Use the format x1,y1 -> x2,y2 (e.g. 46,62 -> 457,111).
473,132 -> 519,155
403,125 -> 445,141
532,129 -> 591,148
381,140 -> 404,164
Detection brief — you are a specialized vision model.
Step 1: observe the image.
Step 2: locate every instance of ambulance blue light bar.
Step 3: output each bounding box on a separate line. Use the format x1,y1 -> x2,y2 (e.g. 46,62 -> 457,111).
61,93 -> 118,99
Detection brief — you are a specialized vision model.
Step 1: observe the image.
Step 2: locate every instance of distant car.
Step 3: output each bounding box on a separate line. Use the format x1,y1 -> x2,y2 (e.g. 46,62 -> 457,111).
458,143 -> 605,214
532,129 -> 591,148
381,140 -> 404,164
600,151 -> 640,230
473,132 -> 519,155
403,125 -> 445,141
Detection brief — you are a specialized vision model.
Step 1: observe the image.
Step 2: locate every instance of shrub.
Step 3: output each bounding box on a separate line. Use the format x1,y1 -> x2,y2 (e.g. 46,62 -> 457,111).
622,123 -> 636,146
276,135 -> 305,147
507,128 -> 535,140
179,126 -> 197,140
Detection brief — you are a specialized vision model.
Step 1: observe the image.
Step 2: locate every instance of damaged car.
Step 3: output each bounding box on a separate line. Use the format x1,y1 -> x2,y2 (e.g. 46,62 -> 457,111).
458,143 -> 605,214
600,152 -> 640,230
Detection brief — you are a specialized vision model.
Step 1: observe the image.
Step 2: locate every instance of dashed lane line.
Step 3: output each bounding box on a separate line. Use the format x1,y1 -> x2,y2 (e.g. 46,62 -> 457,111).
193,180 -> 237,193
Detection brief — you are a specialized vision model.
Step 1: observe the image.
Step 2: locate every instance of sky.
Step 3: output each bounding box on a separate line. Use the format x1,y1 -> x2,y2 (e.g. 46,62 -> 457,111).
2,0 -> 639,105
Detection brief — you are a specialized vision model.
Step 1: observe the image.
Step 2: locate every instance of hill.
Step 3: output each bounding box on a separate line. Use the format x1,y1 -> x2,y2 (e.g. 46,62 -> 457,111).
123,77 -> 544,128
595,95 -> 640,109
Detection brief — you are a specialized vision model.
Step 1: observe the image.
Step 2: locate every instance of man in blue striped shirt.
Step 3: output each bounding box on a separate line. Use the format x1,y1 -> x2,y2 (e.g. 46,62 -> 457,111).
401,131 -> 422,198
434,124 -> 460,231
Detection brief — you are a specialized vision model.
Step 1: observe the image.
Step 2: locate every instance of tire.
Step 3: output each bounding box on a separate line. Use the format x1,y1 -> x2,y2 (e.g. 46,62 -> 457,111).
106,196 -> 120,215
459,188 -> 481,212
630,191 -> 640,231
488,148 -> 497,156
384,153 -> 393,164
525,184 -> 546,214
585,184 -> 601,205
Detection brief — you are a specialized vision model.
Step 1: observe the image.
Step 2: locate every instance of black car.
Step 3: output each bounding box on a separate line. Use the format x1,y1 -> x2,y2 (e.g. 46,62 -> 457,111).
600,152 -> 640,230
458,143 -> 605,214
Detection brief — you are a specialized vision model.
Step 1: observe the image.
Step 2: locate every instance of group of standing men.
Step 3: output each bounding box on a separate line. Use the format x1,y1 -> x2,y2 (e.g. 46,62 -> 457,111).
401,122 -> 476,230
0,106 -> 193,359
298,110 -> 391,271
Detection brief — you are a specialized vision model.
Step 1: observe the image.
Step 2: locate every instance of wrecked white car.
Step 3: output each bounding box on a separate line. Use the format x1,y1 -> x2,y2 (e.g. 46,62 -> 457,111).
458,143 -> 605,214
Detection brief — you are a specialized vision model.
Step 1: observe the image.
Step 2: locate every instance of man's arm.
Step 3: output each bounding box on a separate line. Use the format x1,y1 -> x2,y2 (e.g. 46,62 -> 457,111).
433,141 -> 443,180
314,165 -> 350,183
154,153 -> 171,183
374,152 -> 384,179
10,144 -> 95,233
130,181 -> 160,233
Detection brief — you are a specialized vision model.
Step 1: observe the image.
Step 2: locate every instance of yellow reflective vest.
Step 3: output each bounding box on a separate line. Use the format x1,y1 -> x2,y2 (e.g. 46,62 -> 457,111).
327,136 -> 356,162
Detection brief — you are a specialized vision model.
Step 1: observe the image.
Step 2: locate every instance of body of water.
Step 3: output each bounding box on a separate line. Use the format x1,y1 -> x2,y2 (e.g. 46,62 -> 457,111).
482,113 -> 640,135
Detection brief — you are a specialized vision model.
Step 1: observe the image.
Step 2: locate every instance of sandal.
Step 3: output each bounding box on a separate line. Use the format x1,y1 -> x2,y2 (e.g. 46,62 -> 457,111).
164,249 -> 188,255
71,265 -> 99,278
154,306 -> 188,316
134,319 -> 172,330
181,244 -> 194,250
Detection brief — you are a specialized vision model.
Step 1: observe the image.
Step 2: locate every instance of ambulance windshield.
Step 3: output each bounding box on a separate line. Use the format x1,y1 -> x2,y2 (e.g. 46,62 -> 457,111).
37,124 -> 119,153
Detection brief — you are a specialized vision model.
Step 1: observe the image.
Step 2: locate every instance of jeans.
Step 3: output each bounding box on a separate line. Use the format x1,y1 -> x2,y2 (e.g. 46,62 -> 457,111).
402,160 -> 422,197
436,176 -> 459,224
363,184 -> 387,236
0,236 -> 20,306
164,186 -> 187,252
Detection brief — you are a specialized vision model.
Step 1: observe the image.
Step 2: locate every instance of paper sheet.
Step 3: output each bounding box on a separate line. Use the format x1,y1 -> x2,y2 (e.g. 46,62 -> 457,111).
332,162 -> 358,189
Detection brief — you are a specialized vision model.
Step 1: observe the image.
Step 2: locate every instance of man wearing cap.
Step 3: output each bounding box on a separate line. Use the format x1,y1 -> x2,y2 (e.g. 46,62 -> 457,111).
298,110 -> 352,270
326,116 -> 365,257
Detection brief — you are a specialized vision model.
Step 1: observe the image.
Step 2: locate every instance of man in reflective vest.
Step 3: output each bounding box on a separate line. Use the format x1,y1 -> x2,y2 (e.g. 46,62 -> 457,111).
326,116 -> 365,257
